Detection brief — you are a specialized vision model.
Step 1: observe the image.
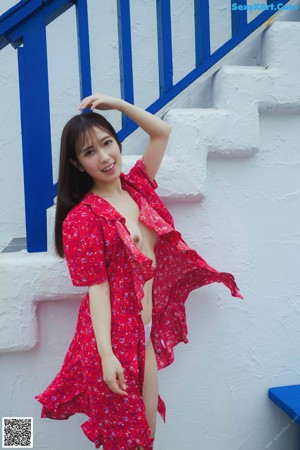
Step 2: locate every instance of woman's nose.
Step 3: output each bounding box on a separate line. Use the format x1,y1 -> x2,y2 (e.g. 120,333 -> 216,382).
96,148 -> 109,161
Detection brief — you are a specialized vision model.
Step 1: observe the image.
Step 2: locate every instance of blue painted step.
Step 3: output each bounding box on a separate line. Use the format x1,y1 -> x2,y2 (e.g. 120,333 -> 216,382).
269,385 -> 300,425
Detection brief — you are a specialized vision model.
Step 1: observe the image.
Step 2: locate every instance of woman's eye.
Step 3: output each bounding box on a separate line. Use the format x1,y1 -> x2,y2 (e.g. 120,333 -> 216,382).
85,149 -> 94,156
104,140 -> 112,146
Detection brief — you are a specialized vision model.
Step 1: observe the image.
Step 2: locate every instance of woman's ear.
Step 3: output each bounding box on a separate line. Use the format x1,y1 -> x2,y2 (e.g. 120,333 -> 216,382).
70,158 -> 84,172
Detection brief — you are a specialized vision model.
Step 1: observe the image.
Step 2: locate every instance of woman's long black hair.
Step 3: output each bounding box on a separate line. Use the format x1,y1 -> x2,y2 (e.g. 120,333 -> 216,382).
54,112 -> 122,258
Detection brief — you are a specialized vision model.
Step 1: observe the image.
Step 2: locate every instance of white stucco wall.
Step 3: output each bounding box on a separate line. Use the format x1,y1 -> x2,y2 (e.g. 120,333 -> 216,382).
1,2 -> 300,450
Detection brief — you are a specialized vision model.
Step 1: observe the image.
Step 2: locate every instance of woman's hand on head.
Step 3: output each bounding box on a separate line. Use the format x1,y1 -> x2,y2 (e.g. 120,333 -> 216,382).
78,93 -> 123,111
101,353 -> 128,396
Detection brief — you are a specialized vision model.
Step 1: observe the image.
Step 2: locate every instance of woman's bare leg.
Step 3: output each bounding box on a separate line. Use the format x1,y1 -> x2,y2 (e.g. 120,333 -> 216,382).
136,336 -> 158,449
143,336 -> 158,436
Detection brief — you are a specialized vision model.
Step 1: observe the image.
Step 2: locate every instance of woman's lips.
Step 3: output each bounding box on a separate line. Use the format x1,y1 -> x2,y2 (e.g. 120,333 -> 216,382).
101,162 -> 115,173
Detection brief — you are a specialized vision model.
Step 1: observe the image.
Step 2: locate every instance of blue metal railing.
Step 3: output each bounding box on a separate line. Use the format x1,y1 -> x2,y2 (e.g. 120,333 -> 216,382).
0,0 -> 292,252
156,0 -> 173,95
117,0 -> 134,128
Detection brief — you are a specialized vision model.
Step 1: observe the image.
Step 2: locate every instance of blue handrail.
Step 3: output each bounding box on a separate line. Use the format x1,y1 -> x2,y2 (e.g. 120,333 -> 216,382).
0,0 -> 292,252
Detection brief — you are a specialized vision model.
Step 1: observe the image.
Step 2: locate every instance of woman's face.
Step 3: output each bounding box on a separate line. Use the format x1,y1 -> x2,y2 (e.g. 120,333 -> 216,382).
72,126 -> 122,185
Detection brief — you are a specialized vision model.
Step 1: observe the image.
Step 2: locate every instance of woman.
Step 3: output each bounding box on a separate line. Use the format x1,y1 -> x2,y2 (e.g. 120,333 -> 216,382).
35,93 -> 243,450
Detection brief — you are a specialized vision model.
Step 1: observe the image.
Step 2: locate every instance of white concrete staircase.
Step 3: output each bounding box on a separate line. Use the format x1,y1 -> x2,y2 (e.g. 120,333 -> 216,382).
1,21 -> 299,352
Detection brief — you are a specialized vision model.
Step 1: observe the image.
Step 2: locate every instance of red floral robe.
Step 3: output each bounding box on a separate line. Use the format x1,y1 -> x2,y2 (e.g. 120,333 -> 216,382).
35,156 -> 243,449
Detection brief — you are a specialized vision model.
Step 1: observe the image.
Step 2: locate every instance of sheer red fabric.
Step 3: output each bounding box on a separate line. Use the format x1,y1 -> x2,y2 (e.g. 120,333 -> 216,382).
35,156 -> 243,449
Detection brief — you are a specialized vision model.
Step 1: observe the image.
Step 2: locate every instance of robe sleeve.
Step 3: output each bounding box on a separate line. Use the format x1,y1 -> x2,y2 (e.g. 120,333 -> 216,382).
124,155 -> 176,228
62,204 -> 108,287
126,155 -> 159,192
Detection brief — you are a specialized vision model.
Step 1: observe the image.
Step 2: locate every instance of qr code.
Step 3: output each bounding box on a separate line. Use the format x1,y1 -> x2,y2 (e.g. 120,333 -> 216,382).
2,417 -> 33,448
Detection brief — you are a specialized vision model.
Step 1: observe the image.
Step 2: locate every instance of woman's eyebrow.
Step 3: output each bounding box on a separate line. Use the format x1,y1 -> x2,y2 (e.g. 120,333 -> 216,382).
80,135 -> 111,153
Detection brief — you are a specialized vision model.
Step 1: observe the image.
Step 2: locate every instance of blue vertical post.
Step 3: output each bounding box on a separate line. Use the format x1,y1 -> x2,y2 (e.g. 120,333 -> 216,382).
194,0 -> 211,66
156,0 -> 173,95
17,23 -> 53,252
76,0 -> 92,102
231,0 -> 247,36
117,0 -> 134,128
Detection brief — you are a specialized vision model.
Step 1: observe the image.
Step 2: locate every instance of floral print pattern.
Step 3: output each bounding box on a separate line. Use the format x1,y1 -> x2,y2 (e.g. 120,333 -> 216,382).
35,156 -> 243,449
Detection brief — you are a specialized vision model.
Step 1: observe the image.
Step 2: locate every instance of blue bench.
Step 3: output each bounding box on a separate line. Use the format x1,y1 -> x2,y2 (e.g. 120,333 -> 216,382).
268,384 -> 300,448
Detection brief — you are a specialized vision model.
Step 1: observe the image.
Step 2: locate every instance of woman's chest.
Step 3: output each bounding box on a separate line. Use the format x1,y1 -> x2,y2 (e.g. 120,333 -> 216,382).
103,192 -> 158,256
